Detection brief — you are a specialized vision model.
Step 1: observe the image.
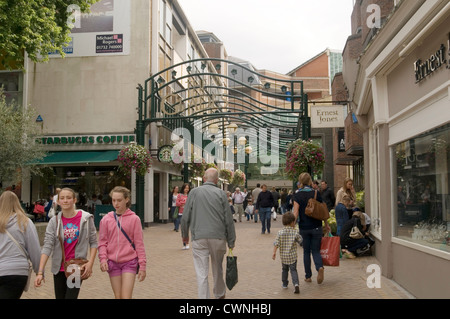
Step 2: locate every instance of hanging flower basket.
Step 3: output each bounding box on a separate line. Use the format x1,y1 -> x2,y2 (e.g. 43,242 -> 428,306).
231,169 -> 246,186
219,168 -> 233,182
189,155 -> 206,177
117,142 -> 152,177
285,139 -> 325,181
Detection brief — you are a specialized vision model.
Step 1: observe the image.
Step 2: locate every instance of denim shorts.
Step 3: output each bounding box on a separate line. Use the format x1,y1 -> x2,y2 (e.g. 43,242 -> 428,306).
107,257 -> 139,277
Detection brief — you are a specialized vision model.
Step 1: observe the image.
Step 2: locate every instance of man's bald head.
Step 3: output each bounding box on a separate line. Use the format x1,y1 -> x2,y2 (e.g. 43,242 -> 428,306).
204,168 -> 219,183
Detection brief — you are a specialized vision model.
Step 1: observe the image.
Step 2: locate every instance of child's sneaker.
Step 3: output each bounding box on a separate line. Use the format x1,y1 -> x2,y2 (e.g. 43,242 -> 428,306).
294,285 -> 300,294
282,284 -> 288,289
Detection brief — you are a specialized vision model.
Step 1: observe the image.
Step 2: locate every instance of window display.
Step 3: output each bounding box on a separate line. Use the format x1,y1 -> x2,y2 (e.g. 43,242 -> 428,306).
394,123 -> 450,252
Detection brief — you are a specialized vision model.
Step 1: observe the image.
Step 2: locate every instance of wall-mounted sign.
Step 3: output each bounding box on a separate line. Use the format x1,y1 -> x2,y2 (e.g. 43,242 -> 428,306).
48,0 -> 130,58
39,134 -> 135,145
157,145 -> 174,163
414,40 -> 448,83
311,105 -> 345,128
96,34 -> 123,53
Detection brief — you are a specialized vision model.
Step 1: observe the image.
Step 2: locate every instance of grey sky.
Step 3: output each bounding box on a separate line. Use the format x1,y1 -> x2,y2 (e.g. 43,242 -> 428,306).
178,0 -> 354,74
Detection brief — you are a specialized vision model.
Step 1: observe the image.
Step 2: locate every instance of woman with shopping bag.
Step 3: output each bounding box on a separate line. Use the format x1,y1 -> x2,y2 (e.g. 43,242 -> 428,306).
292,173 -> 330,285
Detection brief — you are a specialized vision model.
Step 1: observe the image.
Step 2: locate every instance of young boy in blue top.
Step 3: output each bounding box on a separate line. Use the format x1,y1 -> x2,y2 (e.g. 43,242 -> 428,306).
272,212 -> 302,293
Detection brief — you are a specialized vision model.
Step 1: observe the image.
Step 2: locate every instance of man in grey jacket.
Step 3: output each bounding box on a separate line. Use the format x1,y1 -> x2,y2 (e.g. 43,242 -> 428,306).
181,168 -> 236,299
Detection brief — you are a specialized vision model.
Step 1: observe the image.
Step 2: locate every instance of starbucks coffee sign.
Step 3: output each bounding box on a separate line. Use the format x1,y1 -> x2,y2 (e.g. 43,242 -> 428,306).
39,134 -> 135,145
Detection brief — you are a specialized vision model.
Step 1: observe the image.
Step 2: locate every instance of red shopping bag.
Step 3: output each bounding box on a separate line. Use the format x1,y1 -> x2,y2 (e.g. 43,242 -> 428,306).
33,204 -> 45,214
320,233 -> 340,267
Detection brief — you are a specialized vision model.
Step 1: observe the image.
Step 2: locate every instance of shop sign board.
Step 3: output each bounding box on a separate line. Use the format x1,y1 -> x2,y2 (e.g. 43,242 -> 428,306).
414,33 -> 450,83
157,145 -> 174,163
311,105 -> 345,128
39,134 -> 135,145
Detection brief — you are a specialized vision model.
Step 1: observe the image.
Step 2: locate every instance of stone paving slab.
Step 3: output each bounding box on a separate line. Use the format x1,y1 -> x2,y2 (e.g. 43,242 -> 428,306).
21,217 -> 414,300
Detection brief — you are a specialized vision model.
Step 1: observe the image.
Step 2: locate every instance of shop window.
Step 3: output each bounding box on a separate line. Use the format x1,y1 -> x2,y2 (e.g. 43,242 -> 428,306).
35,166 -> 131,210
394,123 -> 450,253
0,70 -> 23,107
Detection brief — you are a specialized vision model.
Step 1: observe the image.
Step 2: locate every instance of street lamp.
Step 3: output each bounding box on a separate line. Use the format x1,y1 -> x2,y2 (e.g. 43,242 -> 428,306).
227,123 -> 238,134
238,136 -> 247,146
209,123 -> 219,135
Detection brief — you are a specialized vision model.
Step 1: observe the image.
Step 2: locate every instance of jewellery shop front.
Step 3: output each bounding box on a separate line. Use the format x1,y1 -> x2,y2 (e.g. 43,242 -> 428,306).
360,8 -> 450,298
28,133 -> 135,210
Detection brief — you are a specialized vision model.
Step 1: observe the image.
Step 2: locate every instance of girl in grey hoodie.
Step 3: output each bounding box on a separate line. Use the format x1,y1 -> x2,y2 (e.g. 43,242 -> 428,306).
0,191 -> 41,299
34,188 -> 98,299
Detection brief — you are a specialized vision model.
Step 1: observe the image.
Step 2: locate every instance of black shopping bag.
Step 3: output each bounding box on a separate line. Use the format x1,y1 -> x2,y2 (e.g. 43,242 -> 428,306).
226,249 -> 238,290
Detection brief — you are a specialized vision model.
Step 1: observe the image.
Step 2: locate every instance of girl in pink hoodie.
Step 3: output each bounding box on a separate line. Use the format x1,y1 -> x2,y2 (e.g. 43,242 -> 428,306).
98,186 -> 146,299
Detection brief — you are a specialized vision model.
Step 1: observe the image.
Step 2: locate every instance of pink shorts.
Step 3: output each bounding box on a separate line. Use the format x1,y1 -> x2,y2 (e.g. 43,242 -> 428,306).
107,258 -> 139,277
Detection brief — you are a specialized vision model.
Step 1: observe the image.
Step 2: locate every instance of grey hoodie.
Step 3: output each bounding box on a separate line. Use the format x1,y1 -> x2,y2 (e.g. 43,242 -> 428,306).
41,210 -> 98,275
0,215 -> 41,277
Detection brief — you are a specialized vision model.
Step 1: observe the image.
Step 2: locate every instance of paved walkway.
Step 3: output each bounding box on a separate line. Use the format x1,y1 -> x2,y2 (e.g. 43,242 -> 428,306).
21,217 -> 414,300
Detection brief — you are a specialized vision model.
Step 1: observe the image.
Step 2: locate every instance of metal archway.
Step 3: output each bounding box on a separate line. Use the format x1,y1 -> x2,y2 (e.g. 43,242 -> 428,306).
134,58 -> 310,222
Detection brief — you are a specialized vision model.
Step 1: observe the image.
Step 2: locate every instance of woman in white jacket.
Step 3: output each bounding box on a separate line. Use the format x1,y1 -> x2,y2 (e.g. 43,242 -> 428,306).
0,191 -> 41,299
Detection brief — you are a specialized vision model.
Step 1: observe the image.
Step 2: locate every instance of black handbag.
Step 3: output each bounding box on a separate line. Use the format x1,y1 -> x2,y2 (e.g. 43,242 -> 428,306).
226,249 -> 238,290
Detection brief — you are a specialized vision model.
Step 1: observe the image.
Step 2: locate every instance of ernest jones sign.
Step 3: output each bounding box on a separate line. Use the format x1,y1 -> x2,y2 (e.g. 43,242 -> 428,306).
311,105 -> 345,128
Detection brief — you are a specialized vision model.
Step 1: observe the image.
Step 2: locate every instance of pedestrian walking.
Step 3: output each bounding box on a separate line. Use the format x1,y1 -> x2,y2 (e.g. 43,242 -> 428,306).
0,191 -> 41,299
292,173 -> 330,284
168,186 -> 180,231
280,188 -> 288,215
255,184 -> 274,234
98,186 -> 146,299
285,190 -> 293,212
181,168 -> 236,299
244,200 -> 255,221
272,212 -> 302,294
320,181 -> 336,211
271,187 -> 280,214
251,184 -> 262,206
34,188 -> 98,299
177,183 -> 190,249
232,187 -> 247,222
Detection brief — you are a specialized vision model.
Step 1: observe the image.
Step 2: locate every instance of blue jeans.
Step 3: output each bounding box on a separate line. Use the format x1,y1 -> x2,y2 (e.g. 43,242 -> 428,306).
300,227 -> 323,279
258,207 -> 272,233
172,206 -> 182,231
282,262 -> 299,287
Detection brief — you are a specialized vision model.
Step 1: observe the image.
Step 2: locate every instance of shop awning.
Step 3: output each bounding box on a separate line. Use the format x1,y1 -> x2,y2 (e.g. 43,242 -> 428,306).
36,151 -> 119,165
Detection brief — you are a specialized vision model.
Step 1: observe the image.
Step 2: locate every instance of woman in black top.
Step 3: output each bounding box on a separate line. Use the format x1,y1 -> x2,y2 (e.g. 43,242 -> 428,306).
293,173 -> 330,284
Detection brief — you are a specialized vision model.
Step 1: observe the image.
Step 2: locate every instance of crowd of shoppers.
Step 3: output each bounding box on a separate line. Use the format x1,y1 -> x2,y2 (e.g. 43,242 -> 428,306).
1,166 -> 373,299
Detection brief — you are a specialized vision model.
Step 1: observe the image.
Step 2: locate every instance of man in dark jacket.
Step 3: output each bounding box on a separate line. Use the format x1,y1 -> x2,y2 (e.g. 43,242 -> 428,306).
320,181 -> 336,211
255,184 -> 274,234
